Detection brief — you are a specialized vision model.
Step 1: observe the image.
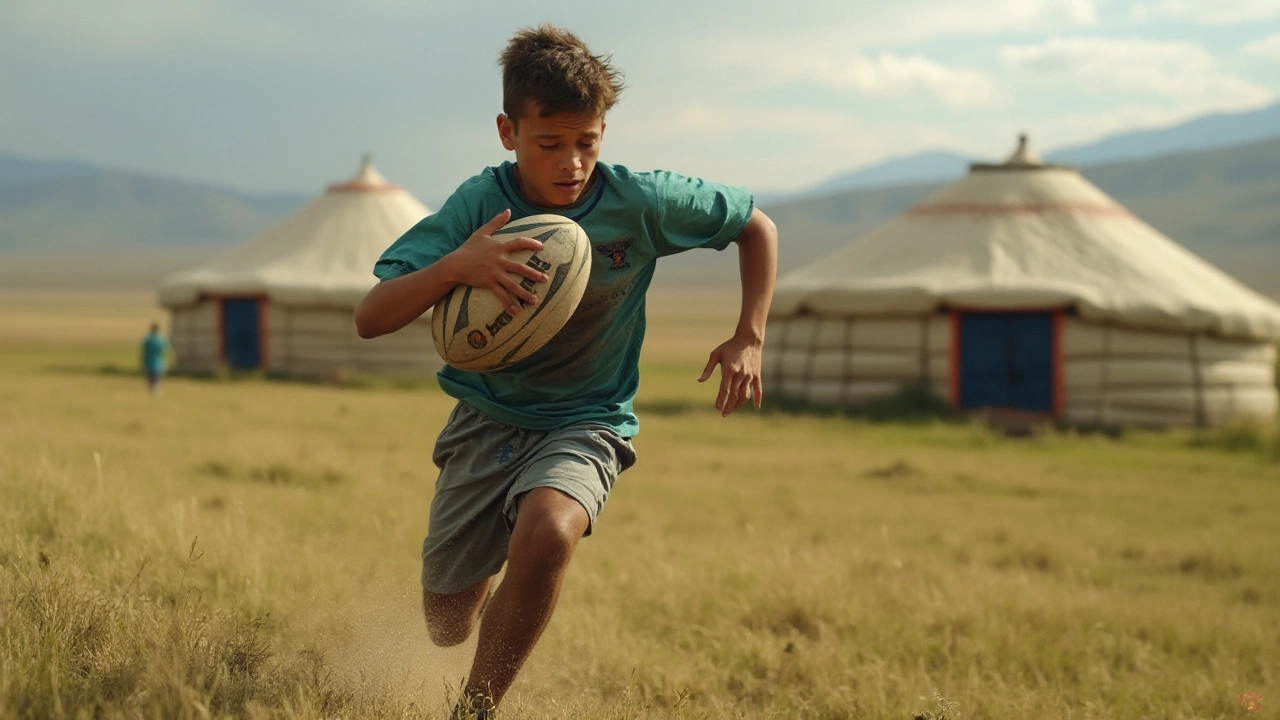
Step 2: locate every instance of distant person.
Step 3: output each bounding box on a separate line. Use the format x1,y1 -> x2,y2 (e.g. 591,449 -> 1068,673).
356,25 -> 777,718
140,323 -> 170,395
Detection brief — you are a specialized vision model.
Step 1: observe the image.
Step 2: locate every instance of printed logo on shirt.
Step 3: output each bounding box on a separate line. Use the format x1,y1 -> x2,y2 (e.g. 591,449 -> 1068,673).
594,237 -> 633,271
496,442 -> 517,465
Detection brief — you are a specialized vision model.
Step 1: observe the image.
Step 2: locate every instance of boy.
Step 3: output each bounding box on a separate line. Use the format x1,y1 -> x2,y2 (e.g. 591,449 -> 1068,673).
355,24 -> 777,716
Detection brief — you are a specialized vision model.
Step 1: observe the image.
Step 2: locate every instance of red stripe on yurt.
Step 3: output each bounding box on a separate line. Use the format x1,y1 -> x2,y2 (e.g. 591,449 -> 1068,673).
906,203 -> 1129,217
1053,310 -> 1064,419
216,298 -> 227,364
326,181 -> 403,193
949,311 -> 960,410
258,296 -> 270,371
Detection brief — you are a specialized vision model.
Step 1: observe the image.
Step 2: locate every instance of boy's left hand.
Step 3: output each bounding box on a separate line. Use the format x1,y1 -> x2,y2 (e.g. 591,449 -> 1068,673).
698,335 -> 764,417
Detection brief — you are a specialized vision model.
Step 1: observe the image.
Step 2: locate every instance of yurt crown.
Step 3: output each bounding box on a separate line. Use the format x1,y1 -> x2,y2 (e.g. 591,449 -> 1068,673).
328,154 -> 396,192
970,133 -> 1071,173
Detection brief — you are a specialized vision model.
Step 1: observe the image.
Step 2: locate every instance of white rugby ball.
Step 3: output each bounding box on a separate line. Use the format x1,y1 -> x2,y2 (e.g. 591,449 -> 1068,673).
432,214 -> 591,372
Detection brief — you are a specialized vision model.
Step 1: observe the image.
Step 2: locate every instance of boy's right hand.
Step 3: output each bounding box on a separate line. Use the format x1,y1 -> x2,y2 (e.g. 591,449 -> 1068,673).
448,210 -> 548,315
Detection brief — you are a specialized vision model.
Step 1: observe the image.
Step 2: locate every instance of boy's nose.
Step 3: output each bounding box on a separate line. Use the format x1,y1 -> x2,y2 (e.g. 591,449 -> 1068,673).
559,152 -> 582,171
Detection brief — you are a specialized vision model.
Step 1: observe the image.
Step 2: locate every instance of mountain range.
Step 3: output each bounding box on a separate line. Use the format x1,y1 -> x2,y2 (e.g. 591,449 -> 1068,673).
0,101 -> 1278,294
760,101 -> 1280,202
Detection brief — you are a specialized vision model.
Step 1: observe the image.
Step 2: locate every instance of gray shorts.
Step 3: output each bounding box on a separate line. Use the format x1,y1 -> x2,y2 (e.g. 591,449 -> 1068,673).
421,402 -> 636,595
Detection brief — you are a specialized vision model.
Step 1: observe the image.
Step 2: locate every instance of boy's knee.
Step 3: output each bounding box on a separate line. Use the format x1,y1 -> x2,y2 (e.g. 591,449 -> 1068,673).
510,500 -> 587,572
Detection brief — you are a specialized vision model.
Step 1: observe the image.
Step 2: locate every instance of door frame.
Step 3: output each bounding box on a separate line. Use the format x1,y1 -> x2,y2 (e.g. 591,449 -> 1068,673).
216,294 -> 270,371
949,307 -> 1063,419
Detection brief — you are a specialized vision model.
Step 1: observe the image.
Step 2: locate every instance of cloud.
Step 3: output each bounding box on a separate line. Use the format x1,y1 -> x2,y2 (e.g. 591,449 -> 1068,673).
676,0 -> 1097,55
1001,37 -> 1274,106
1130,0 -> 1280,24
753,52 -> 1000,108
885,0 -> 1098,41
1242,33 -> 1280,59
608,101 -> 970,193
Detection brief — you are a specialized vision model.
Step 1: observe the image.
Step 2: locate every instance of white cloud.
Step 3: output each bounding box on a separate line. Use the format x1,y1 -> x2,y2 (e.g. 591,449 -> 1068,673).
891,0 -> 1098,40
679,0 -> 1097,56
1242,33 -> 1280,59
1130,0 -> 1280,24
608,101 -> 970,193
1001,37 -> 1275,106
750,52 -> 1000,107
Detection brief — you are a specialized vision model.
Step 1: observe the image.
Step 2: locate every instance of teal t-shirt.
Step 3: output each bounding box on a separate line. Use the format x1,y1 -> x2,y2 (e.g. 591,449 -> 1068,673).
374,161 -> 754,436
141,333 -> 169,374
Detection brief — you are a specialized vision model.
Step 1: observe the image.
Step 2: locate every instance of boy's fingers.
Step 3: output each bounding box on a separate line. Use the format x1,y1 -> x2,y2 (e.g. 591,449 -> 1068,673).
481,209 -> 512,234
723,374 -> 748,416
698,353 -> 719,383
717,371 -> 734,411
502,275 -> 539,306
504,259 -> 549,283
752,376 -> 764,408
507,237 -> 545,253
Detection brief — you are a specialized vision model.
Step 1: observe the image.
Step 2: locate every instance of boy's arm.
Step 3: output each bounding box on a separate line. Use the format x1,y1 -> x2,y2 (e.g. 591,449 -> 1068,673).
355,210 -> 548,339
698,206 -> 778,417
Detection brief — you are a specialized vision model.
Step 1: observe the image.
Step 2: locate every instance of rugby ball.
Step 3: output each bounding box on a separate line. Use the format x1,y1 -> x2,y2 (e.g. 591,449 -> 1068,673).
432,214 -> 591,372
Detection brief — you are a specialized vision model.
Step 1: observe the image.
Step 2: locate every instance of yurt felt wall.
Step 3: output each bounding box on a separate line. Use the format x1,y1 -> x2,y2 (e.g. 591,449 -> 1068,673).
765,313 -> 1278,426
170,302 -> 220,374
266,305 -> 435,376
1060,320 -> 1277,426
167,299 -> 438,378
765,315 -> 951,407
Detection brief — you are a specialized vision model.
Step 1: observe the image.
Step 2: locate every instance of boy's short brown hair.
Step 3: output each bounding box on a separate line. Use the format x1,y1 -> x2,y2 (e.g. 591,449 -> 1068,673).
499,25 -> 624,123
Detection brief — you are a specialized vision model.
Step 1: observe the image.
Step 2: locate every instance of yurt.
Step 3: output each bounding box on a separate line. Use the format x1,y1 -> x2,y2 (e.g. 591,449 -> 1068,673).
766,136 -> 1280,427
159,158 -> 441,377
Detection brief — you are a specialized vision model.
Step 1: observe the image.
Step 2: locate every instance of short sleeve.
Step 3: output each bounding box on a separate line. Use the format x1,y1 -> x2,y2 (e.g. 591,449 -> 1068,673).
373,191 -> 475,281
650,171 -> 754,257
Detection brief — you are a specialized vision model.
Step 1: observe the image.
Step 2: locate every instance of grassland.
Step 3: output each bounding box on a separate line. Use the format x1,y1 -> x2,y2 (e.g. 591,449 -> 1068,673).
1,289 -> 1278,720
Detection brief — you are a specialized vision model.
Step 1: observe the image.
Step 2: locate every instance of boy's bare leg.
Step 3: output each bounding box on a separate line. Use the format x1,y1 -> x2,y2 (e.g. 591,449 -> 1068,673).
423,578 -> 494,647
461,486 -> 590,710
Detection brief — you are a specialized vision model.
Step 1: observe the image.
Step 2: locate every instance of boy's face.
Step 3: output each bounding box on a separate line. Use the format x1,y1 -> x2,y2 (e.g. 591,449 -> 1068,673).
497,104 -> 605,208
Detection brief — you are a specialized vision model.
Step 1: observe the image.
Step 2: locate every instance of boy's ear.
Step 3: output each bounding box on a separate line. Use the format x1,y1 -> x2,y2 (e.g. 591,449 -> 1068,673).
497,114 -> 517,151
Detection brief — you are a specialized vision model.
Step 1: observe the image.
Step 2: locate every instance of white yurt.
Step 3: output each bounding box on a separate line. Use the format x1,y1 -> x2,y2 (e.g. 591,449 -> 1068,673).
158,157 -> 441,377
766,136 -> 1280,427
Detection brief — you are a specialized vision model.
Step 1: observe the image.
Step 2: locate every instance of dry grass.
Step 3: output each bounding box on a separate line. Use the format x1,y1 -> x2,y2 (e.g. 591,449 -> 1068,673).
1,289 -> 1278,719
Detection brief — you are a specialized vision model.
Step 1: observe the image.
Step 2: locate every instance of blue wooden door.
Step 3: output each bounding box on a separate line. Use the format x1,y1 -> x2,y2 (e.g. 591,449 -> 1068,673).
222,298 -> 262,370
958,313 -> 1054,413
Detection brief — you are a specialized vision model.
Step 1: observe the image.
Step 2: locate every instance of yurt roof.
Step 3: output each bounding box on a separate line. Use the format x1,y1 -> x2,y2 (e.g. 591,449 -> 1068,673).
773,136 -> 1280,341
158,157 -> 430,308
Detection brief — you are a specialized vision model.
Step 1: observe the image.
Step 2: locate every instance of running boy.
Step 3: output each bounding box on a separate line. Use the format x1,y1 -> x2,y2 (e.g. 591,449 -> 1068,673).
355,24 -> 777,716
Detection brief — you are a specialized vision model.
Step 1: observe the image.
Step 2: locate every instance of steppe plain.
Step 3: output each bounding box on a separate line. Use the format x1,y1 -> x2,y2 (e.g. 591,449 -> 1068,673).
1,288 -> 1277,719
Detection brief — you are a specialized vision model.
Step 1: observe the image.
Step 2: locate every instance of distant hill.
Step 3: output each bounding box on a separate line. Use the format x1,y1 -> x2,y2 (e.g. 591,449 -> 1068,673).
658,138 -> 1280,298
767,101 -> 1280,202
1046,102 -> 1280,167
0,154 -> 100,183
759,150 -> 973,202
0,153 -> 310,252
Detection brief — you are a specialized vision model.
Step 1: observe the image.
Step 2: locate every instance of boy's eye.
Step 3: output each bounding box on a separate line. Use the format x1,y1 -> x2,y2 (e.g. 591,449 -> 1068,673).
538,144 -> 558,151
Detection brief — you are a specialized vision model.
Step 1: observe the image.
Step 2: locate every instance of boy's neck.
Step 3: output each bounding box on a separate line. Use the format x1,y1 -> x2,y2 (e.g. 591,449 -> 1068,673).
511,163 -> 600,210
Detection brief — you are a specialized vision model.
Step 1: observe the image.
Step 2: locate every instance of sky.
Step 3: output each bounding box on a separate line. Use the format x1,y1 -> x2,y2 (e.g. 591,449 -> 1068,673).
2,0 -> 1278,207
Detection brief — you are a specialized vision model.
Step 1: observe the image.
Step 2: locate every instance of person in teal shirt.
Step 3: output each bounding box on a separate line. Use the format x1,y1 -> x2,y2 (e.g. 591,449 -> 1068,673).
356,25 -> 777,717
140,323 -> 170,395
